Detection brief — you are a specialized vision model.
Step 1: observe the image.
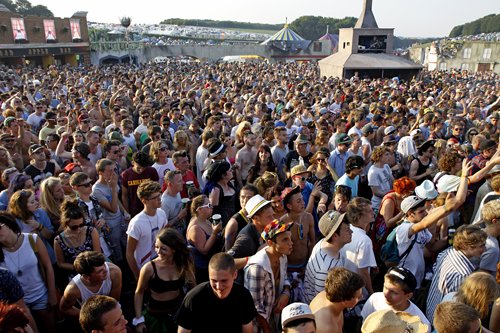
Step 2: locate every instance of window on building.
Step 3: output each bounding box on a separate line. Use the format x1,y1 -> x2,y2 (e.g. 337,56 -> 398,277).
439,62 -> 447,71
483,48 -> 491,59
461,63 -> 470,70
463,48 -> 471,59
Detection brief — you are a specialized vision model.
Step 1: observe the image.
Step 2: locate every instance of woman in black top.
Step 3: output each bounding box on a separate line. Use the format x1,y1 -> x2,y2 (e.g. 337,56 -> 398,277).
134,228 -> 195,333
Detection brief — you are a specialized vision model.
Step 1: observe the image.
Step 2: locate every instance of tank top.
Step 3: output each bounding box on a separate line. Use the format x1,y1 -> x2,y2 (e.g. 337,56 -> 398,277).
1,233 -> 47,304
213,183 -> 238,227
55,226 -> 95,264
415,157 -> 431,185
148,261 -> 184,294
73,262 -> 112,304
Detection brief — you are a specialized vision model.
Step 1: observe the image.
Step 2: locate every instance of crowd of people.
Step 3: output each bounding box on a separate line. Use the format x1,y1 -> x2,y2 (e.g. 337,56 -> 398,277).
0,61 -> 499,333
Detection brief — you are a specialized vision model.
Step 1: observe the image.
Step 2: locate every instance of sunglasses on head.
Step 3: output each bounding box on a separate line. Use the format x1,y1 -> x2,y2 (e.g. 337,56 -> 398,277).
197,203 -> 213,210
68,223 -> 85,231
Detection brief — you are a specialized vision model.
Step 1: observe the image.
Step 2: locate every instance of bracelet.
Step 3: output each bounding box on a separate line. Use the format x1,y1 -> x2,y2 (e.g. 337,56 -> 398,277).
132,316 -> 145,326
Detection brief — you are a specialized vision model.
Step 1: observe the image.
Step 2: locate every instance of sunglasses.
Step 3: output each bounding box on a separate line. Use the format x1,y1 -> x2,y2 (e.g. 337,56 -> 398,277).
2,139 -> 15,143
82,120 -> 90,124
68,223 -> 85,231
147,194 -> 161,201
316,158 -> 326,162
197,203 -> 213,210
77,182 -> 92,188
159,146 -> 169,152
293,176 -> 307,182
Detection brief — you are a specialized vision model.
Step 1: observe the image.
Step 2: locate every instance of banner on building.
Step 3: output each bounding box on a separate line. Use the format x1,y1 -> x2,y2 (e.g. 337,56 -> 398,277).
70,19 -> 81,40
11,17 -> 27,41
43,20 -> 56,42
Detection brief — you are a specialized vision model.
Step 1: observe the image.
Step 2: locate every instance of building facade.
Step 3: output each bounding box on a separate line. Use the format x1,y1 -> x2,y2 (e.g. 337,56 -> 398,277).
0,7 -> 90,67
408,40 -> 500,74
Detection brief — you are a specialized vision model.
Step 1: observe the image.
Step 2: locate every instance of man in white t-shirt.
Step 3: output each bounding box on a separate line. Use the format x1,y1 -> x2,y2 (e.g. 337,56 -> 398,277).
341,197 -> 377,298
303,210 -> 352,304
126,180 -> 167,280
361,267 -> 431,332
396,174 -> 468,289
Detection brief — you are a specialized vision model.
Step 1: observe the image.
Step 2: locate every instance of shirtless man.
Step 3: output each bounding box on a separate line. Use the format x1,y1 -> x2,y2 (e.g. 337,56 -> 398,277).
235,131 -> 257,183
60,251 -> 122,318
280,186 -> 315,271
309,268 -> 365,333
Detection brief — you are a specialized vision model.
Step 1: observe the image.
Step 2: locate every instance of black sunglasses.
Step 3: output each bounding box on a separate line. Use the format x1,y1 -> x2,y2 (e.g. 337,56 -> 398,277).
68,223 -> 85,231
77,182 -> 92,188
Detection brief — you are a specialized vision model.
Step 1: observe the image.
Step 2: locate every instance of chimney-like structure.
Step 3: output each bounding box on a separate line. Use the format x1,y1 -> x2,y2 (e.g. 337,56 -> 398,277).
355,0 -> 378,28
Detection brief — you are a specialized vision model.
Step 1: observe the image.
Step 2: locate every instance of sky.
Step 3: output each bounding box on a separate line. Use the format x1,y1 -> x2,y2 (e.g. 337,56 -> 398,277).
29,0 -> 499,38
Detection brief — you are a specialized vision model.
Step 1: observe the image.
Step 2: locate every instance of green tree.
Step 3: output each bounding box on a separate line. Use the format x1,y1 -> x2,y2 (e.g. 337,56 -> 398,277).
14,0 -> 31,13
289,16 -> 356,40
26,5 -> 53,17
0,0 -> 16,11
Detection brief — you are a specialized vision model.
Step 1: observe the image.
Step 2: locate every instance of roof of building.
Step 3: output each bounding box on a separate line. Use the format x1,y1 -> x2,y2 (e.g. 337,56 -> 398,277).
320,52 -> 423,69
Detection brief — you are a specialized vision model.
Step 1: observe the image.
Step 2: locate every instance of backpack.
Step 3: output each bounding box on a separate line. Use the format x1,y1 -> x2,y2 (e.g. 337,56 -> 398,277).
380,226 -> 417,267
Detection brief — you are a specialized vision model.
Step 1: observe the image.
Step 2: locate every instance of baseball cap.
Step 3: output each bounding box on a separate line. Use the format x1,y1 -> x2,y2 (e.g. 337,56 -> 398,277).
29,144 -> 44,155
362,124 -> 376,135
386,266 -> 417,292
108,131 -> 125,143
261,219 -> 293,241
245,194 -> 271,218
318,210 -> 347,241
336,133 -> 352,145
384,125 -> 396,136
281,303 -> 315,328
401,195 -> 425,214
281,186 -> 301,208
383,135 -> 397,145
3,116 -> 16,127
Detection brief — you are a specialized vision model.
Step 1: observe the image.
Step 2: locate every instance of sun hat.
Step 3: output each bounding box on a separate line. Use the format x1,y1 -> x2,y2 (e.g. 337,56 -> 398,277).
414,180 -> 438,200
281,302 -> 315,328
318,210 -> 347,241
295,134 -> 309,144
361,309 -> 429,333
435,174 -> 460,193
401,195 -> 425,214
245,194 -> 271,218
290,165 -> 310,178
261,219 -> 293,241
208,140 -> 226,158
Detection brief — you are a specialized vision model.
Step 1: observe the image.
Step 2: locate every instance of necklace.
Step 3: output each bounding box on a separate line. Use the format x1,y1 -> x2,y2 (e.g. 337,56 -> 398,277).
5,235 -> 23,277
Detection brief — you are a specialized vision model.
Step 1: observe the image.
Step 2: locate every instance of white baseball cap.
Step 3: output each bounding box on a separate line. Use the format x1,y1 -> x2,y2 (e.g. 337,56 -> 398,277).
401,195 -> 425,214
281,303 -> 315,328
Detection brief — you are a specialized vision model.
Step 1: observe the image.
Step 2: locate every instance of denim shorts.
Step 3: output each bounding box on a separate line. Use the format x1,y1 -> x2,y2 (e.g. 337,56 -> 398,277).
26,289 -> 48,311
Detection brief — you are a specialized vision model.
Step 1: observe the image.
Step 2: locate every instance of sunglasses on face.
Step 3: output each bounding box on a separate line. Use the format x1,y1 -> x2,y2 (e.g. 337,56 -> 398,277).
77,181 -> 92,188
68,223 -> 85,231
294,176 -> 307,182
110,149 -> 120,154
2,139 -> 15,143
159,146 -> 169,152
316,158 -> 326,162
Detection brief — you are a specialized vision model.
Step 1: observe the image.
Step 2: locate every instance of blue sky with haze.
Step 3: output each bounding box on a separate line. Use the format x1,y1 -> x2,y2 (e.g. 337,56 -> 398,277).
30,0 -> 499,37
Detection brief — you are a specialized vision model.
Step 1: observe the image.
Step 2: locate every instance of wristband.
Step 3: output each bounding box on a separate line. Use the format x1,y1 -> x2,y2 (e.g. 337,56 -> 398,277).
132,316 -> 145,326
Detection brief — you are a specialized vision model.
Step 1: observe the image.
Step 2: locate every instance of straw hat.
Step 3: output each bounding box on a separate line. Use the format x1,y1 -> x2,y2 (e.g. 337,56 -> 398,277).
361,310 -> 429,333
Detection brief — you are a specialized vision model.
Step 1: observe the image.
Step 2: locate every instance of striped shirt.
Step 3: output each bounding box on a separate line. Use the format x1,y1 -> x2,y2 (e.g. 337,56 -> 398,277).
426,247 -> 475,323
303,239 -> 346,304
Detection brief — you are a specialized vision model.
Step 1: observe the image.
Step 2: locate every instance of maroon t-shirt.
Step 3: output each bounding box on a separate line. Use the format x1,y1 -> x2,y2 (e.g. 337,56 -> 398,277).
121,166 -> 159,217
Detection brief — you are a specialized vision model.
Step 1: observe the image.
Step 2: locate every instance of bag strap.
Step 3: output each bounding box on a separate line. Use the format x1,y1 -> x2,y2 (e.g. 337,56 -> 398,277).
28,233 -> 38,254
399,233 -> 417,264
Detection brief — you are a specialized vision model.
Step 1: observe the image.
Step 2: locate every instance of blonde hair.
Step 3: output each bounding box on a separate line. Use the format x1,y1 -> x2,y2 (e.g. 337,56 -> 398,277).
455,272 -> 499,320
253,171 -> 278,196
149,140 -> 168,162
0,146 -> 14,168
39,177 -> 63,220
481,200 -> 500,224
453,224 -> 487,252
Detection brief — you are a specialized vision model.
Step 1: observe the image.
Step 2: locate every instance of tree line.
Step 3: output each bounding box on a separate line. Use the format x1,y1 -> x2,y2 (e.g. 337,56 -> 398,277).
449,14 -> 499,37
0,0 -> 53,17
